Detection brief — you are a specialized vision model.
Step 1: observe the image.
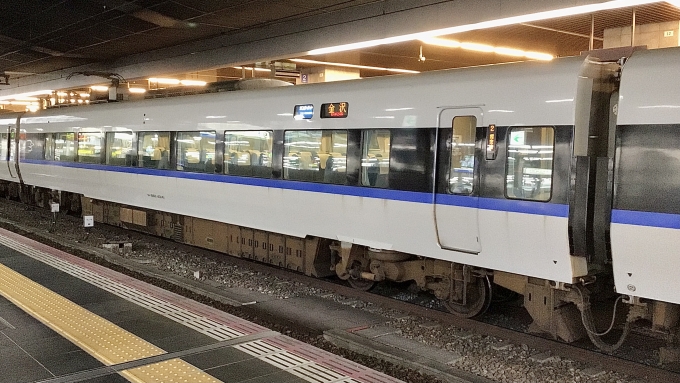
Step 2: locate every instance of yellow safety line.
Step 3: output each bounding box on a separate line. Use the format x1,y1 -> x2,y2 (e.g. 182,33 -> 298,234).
0,263 -> 222,383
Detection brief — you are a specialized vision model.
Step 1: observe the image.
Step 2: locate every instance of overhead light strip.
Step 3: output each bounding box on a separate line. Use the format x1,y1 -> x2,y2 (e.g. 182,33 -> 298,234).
421,37 -> 554,60
0,89 -> 52,101
289,59 -> 419,74
307,0 -> 659,55
233,66 -> 271,72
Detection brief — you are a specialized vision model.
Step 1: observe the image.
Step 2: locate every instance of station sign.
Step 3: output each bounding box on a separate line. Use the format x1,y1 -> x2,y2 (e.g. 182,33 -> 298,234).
294,104 -> 314,120
320,102 -> 349,118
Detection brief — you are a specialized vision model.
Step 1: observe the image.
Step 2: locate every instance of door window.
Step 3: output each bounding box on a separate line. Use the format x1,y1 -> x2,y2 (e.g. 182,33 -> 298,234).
448,116 -> 476,194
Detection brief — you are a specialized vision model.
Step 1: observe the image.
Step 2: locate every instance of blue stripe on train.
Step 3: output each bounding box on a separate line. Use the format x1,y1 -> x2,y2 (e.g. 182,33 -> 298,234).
19,159 -> 568,217
612,209 -> 680,229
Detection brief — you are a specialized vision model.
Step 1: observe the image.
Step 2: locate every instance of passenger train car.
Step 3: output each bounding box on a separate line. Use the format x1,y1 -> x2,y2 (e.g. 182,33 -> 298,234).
0,46 -> 678,351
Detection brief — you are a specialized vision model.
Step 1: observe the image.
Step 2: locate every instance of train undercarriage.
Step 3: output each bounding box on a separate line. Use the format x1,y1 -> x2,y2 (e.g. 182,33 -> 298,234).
2,181 -> 680,358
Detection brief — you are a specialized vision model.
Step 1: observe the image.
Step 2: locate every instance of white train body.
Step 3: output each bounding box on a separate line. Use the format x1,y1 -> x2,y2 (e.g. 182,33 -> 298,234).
0,57 -> 583,283
613,47 -> 680,305
1,47 -> 680,340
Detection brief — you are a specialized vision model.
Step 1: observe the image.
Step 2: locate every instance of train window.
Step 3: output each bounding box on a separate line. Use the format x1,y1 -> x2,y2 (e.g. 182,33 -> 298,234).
77,132 -> 103,164
224,131 -> 273,177
283,130 -> 347,184
44,134 -> 54,160
106,132 -> 134,166
22,133 -> 45,160
54,132 -> 76,162
0,133 -> 8,160
448,116 -> 476,194
505,127 -> 554,201
138,132 -> 171,169
361,130 -> 391,187
177,131 -> 216,173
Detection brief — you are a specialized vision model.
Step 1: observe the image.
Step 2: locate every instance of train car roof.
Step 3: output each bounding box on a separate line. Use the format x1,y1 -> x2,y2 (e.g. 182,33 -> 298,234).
12,55 -> 587,132
618,46 -> 680,126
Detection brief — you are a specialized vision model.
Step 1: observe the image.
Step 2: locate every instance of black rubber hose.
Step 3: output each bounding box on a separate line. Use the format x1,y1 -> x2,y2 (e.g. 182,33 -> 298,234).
576,285 -> 631,353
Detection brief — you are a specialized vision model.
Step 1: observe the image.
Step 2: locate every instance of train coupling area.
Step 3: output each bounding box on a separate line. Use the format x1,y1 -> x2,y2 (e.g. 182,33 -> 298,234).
0,228 -> 403,383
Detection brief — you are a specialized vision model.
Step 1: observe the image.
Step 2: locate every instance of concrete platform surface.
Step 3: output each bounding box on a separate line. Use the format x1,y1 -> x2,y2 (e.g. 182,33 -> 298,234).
0,228 -> 405,383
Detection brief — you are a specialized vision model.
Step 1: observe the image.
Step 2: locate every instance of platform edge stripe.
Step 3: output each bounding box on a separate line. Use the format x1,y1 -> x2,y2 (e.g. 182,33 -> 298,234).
263,336 -> 403,383
0,231 -> 402,383
11,226 -> 270,334
0,233 -> 248,341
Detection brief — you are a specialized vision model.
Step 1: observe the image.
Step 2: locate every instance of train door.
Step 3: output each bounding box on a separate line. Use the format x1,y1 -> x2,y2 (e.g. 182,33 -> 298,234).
433,108 -> 482,253
3,124 -> 17,179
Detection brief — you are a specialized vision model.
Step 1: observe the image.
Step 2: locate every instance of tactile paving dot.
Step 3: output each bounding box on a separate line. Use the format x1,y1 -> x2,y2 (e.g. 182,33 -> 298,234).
124,359 -> 222,383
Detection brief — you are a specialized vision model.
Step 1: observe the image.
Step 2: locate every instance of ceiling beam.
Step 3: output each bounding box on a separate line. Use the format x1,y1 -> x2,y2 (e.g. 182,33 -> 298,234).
0,0 -> 618,96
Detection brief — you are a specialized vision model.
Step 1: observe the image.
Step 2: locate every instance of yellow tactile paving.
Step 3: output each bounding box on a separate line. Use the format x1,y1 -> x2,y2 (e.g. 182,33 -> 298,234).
0,262 -> 222,383
123,359 -> 222,383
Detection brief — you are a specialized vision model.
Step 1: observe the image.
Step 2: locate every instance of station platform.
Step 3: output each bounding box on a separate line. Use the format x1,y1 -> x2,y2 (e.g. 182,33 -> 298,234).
0,228 -> 404,383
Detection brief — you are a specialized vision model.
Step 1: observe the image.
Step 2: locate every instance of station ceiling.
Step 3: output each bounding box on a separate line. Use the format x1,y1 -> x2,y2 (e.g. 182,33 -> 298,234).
0,1 -> 679,93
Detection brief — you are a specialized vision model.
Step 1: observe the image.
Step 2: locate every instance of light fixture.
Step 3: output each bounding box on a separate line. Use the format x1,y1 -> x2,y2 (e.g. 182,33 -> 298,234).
128,88 -> 147,94
180,79 -> 207,86
307,0 -> 659,55
148,78 -> 181,85
90,86 -> 109,91
0,89 -> 52,101
289,59 -> 419,74
233,66 -> 271,72
421,37 -> 554,61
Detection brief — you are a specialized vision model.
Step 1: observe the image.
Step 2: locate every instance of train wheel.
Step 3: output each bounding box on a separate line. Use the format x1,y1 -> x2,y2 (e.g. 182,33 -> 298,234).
347,277 -> 375,291
444,275 -> 492,318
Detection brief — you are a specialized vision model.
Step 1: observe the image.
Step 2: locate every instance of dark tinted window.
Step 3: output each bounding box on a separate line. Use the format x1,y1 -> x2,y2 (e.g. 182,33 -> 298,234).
614,124 -> 680,214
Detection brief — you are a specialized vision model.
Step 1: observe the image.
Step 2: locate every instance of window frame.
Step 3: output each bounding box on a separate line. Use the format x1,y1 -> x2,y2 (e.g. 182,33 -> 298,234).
224,130 -> 274,178
447,116 -> 477,195
504,126 -> 555,202
283,129 -> 348,184
77,131 -> 104,164
137,131 -> 171,169
105,131 -> 135,166
176,130 -> 216,173
53,132 -> 76,162
360,129 -> 391,188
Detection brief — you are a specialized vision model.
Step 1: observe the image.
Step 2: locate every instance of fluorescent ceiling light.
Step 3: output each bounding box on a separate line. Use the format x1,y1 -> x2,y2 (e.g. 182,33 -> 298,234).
148,78 -> 181,85
90,86 -> 109,91
290,59 -> 419,74
128,88 -> 146,94
307,0 -> 659,55
0,89 -> 52,101
422,37 -> 554,61
233,66 -> 271,72
180,80 -> 207,86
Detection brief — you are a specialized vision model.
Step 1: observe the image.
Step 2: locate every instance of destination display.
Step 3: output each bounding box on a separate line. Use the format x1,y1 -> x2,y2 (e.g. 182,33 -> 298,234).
320,102 -> 349,118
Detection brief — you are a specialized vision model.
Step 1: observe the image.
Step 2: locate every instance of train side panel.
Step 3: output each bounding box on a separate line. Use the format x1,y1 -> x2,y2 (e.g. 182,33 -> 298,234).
0,56 -> 585,283
614,46 -> 680,304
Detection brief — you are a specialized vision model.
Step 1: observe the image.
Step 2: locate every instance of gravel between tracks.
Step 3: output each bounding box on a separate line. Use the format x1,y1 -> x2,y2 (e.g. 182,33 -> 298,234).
0,200 -> 657,383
